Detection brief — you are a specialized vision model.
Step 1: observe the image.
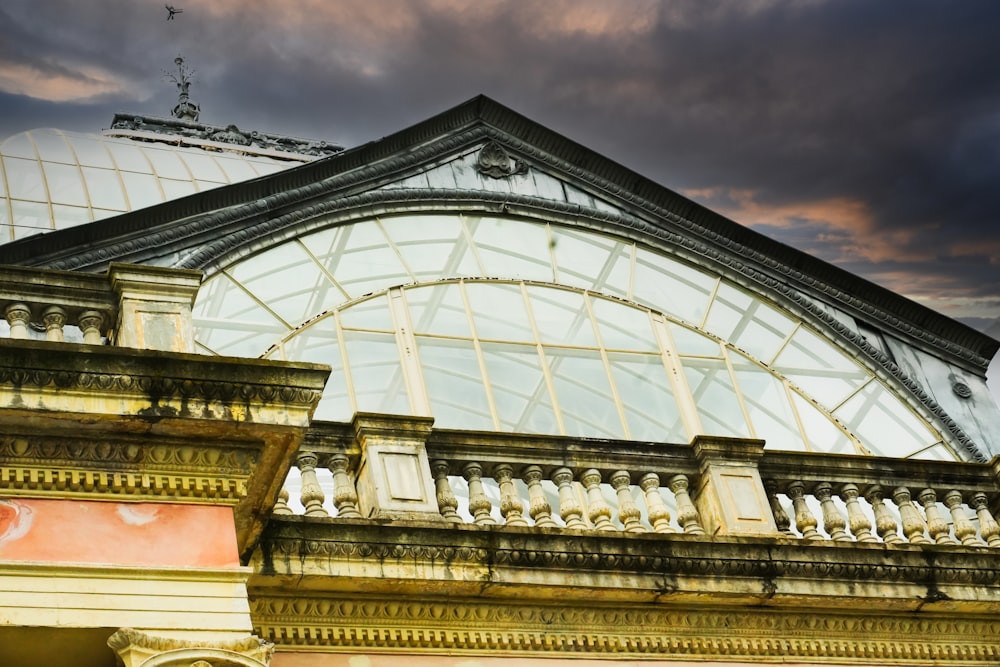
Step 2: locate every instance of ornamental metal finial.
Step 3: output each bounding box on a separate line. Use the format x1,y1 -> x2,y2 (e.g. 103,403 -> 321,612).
163,56 -> 200,121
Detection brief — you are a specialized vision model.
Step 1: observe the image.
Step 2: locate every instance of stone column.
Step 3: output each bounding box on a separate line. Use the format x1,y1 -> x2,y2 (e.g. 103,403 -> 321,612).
352,412 -> 443,521
109,263 -> 203,352
691,435 -> 778,536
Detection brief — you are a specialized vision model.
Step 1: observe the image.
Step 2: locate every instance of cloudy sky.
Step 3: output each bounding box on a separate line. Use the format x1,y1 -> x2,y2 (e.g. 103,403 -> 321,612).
2,1 -> 999,339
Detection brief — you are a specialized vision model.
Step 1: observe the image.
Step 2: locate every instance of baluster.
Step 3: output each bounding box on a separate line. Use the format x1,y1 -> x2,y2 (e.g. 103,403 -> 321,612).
580,469 -> 615,531
970,492 -> 1000,547
764,479 -> 793,536
494,463 -> 528,527
865,486 -> 903,544
328,453 -> 361,519
42,306 -> 66,342
522,465 -> 557,528
814,482 -> 850,541
610,471 -> 644,533
640,473 -> 674,534
943,490 -> 979,546
786,481 -> 821,539
892,487 -> 931,544
297,451 -> 329,518
78,310 -> 105,345
273,487 -> 292,515
917,489 -> 957,545
463,462 -> 496,525
5,303 -> 31,339
553,467 -> 587,529
838,483 -> 876,543
431,460 -> 462,523
668,474 -> 704,535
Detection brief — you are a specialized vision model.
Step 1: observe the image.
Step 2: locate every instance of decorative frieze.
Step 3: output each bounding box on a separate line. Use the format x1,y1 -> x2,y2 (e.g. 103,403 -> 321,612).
250,594 -> 1000,664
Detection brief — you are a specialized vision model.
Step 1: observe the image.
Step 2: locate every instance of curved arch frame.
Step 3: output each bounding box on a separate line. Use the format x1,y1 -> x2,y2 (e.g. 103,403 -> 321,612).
187,204 -> 984,461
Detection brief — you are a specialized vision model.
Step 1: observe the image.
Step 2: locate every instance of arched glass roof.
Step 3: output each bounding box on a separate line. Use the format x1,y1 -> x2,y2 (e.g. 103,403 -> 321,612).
191,212 -> 959,461
0,128 -> 309,243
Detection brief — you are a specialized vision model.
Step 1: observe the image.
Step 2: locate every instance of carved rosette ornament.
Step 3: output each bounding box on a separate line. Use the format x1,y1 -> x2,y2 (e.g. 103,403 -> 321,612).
475,140 -> 529,178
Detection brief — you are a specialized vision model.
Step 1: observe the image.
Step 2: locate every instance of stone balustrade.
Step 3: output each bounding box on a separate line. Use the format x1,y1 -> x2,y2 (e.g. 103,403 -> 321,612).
760,450 -> 1000,547
271,416 -> 1000,551
0,263 -> 202,352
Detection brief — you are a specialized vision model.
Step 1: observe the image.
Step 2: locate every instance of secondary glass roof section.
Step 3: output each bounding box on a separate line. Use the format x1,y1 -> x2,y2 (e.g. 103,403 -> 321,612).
0,128 -> 310,243
191,212 -> 957,461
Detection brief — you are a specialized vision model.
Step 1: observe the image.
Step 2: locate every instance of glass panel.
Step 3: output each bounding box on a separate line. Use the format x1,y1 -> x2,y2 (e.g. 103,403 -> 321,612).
4,157 -> 47,200
181,152 -> 226,182
550,226 -> 630,297
633,248 -> 715,325
528,287 -> 598,347
416,337 -> 494,430
466,282 -> 532,341
72,137 -> 115,168
607,352 -> 686,442
481,342 -> 558,434
592,297 -> 658,351
51,204 -> 93,231
120,172 -> 164,209
10,200 -> 51,239
773,327 -> 868,408
381,214 -> 480,280
342,330 -> 411,415
2,133 -> 37,159
144,147 -> 189,179
731,357 -> 805,451
705,283 -> 795,363
669,323 -> 723,357
339,294 -> 394,331
81,167 -> 127,210
790,391 -> 855,454
249,160 -> 285,176
471,216 -> 552,281
43,162 -> 87,206
835,382 -> 937,457
32,131 -> 75,163
681,357 -> 749,437
216,156 -> 256,182
546,347 -> 622,438
160,179 -> 197,199
406,283 -> 470,337
909,444 -> 954,461
305,222 -> 411,298
107,142 -> 152,173
227,243 -> 338,326
192,274 -> 288,357
278,318 -> 352,421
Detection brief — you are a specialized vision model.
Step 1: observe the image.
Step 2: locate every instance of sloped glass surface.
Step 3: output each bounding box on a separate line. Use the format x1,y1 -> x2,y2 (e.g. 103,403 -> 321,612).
192,214 -> 958,460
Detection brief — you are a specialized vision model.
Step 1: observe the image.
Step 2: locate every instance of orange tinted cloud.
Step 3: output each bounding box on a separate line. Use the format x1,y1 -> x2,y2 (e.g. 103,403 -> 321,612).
0,60 -> 129,102
685,187 -> 931,264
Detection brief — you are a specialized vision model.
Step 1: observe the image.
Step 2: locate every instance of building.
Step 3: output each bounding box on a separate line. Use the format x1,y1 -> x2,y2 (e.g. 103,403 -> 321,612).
2,76 -> 1000,666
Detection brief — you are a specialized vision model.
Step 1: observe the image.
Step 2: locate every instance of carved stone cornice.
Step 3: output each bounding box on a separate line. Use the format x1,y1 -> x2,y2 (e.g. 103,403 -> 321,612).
254,518 -> 1000,610
250,593 -> 1000,664
0,432 -> 255,503
0,339 -> 326,424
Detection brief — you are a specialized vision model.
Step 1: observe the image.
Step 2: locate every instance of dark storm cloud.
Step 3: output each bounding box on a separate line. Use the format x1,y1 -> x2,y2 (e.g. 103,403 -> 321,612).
1,0 -> 999,320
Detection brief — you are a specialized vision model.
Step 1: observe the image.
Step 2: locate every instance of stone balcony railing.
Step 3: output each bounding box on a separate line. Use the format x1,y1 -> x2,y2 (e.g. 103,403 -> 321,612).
1,263 -> 202,352
274,413 -> 1000,547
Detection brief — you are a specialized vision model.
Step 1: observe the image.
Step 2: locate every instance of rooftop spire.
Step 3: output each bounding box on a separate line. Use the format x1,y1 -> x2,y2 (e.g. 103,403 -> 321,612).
164,56 -> 200,121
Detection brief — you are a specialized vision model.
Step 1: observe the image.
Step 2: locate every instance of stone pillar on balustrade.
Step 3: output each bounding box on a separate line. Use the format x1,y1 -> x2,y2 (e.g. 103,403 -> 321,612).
352,412 -> 445,521
691,434 -> 779,536
109,263 -> 203,352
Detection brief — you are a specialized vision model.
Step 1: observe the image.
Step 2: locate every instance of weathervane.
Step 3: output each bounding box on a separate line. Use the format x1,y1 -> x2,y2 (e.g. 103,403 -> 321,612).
163,56 -> 200,121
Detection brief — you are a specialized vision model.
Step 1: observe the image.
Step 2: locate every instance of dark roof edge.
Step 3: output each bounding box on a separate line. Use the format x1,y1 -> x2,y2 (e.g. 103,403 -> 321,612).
1,95 -> 995,364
